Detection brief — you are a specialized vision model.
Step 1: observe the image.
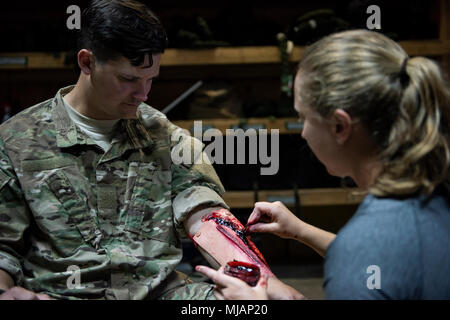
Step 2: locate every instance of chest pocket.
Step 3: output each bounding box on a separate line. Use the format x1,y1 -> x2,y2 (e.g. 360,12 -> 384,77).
45,169 -> 102,248
21,158 -> 102,253
124,161 -> 176,245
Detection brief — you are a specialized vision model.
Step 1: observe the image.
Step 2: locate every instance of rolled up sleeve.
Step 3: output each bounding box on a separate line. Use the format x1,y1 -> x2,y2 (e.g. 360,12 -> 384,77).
173,185 -> 229,237
170,128 -> 229,238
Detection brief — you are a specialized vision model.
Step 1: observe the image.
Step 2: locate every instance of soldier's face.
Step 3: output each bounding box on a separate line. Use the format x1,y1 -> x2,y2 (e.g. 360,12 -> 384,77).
89,54 -> 161,120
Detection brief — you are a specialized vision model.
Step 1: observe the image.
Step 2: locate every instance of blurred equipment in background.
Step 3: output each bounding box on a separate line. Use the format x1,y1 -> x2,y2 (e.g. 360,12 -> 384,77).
162,80 -> 204,115
276,33 -> 297,118
288,9 -> 350,46
0,103 -> 12,124
185,80 -> 243,119
173,16 -> 230,49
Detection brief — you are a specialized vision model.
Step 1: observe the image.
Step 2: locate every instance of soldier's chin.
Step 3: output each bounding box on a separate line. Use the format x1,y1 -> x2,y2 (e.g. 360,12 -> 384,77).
121,104 -> 139,119
123,112 -> 138,120
119,109 -> 138,120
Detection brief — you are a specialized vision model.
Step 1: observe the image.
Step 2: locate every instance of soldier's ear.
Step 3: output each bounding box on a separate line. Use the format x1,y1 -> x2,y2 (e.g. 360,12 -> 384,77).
77,49 -> 94,75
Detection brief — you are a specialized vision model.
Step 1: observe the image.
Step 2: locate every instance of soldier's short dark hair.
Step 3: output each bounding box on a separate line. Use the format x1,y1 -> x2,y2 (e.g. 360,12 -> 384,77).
78,0 -> 168,67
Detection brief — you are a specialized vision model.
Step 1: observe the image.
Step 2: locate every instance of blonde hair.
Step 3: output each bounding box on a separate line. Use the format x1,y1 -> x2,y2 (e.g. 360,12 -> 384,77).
297,29 -> 450,197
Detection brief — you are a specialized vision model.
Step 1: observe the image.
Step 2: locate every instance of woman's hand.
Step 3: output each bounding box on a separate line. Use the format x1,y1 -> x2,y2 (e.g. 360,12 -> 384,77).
247,201 -> 336,257
195,265 -> 269,300
266,277 -> 306,300
0,287 -> 53,300
196,265 -> 306,300
246,201 -> 305,241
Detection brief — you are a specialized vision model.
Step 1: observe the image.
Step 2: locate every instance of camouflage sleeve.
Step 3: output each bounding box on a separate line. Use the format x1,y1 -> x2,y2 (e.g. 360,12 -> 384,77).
0,138 -> 29,286
170,126 -> 229,238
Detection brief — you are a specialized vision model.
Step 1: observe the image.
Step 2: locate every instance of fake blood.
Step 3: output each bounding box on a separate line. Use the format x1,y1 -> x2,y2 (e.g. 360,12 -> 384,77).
224,261 -> 261,287
201,209 -> 269,268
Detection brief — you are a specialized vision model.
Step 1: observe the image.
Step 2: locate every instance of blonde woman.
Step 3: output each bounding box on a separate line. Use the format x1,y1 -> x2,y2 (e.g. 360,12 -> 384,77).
196,29 -> 450,300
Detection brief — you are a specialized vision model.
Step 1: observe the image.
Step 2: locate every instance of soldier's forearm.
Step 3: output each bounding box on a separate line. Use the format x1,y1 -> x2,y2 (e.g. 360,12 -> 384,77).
0,269 -> 14,291
184,205 -> 224,236
184,207 -> 274,277
184,206 -> 226,269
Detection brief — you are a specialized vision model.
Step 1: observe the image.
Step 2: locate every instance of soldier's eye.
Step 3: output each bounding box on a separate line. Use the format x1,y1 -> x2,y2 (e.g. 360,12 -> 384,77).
120,75 -> 137,82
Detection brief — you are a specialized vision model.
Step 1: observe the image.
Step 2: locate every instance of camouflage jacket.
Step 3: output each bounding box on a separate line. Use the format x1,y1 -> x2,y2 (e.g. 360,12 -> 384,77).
0,86 -> 228,299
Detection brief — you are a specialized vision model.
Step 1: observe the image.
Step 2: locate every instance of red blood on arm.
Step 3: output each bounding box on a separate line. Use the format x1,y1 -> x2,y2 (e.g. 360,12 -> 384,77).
192,208 -> 273,276
224,260 -> 261,286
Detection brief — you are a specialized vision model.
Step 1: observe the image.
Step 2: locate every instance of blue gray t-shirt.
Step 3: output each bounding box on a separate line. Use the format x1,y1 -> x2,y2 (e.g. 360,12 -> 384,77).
324,189 -> 450,299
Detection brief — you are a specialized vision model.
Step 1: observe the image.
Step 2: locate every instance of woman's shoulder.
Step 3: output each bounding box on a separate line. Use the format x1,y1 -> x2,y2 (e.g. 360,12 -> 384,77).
324,190 -> 450,299
333,191 -> 449,250
348,191 -> 448,229
338,194 -> 418,239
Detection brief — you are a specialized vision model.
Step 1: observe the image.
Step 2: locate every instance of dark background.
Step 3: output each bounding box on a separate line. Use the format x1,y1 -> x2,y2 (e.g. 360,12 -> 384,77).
0,0 -> 447,265
0,0 -> 440,113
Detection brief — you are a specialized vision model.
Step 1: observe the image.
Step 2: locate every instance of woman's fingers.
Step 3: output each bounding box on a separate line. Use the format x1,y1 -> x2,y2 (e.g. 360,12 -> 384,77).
195,265 -> 216,279
247,208 -> 263,226
36,293 -> 53,300
195,265 -> 244,288
0,287 -> 52,300
247,202 -> 275,225
197,265 -> 269,300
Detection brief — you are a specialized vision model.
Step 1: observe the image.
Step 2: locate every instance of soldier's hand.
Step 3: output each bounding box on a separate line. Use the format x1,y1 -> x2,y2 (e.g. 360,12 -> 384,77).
0,286 -> 53,300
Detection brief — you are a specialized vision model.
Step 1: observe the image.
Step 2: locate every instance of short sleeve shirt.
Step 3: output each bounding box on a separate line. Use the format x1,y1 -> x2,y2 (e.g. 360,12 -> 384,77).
324,190 -> 450,299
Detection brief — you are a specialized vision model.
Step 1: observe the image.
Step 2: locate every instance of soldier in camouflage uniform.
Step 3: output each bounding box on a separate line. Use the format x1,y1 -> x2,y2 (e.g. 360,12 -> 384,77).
0,0 -> 229,300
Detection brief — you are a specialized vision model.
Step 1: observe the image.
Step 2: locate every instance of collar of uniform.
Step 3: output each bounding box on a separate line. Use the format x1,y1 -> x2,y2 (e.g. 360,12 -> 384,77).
98,119 -> 154,164
52,85 -> 85,148
52,86 -> 154,151
123,116 -> 154,150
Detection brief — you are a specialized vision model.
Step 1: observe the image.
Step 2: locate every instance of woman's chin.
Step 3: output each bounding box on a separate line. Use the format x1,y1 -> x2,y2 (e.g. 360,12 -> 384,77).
325,166 -> 345,178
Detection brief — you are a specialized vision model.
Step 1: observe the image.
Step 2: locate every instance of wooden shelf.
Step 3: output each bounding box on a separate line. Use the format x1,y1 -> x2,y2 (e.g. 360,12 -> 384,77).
223,188 -> 366,208
2,40 -> 449,69
161,46 -> 306,66
162,40 -> 450,66
0,52 -> 71,69
400,40 -> 450,56
172,117 -> 303,135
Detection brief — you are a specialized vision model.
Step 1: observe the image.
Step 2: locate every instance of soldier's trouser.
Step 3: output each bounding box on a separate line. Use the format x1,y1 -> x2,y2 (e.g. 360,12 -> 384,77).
148,270 -> 216,300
